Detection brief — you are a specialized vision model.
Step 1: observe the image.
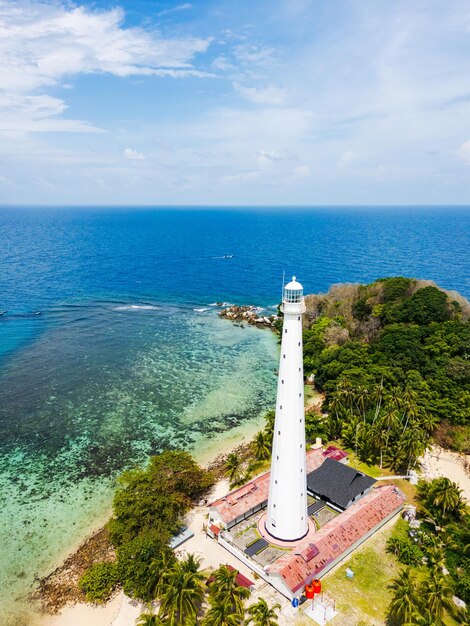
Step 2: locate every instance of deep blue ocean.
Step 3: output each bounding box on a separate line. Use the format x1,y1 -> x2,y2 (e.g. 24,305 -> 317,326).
0,206 -> 469,624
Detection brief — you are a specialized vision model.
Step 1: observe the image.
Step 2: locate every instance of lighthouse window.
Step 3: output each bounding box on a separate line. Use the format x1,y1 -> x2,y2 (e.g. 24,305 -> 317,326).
273,504 -> 276,508
285,288 -> 302,303
298,316 -> 300,321
300,443 -> 303,448
299,393 -> 301,397
284,329 -> 287,333
298,341 -> 301,346
282,380 -> 284,384
275,480 -> 278,484
276,455 -> 279,460
278,430 -> 281,436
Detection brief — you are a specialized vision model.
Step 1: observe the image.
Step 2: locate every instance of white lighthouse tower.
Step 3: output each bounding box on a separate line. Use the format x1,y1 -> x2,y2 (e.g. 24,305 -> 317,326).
265,276 -> 308,542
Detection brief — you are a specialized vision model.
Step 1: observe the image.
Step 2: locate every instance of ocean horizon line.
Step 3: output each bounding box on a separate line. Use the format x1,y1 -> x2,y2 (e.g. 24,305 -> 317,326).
1,203 -> 470,211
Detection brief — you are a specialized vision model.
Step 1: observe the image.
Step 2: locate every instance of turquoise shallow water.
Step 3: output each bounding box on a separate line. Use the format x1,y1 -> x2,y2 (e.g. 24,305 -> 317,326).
0,303 -> 278,624
0,206 -> 469,624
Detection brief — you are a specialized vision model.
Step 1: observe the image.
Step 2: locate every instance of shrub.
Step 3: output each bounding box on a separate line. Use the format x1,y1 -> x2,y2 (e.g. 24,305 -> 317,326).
117,529 -> 175,600
108,450 -> 214,546
386,537 -> 423,566
455,565 -> 470,604
384,286 -> 450,325
79,561 -> 119,603
381,277 -> 413,302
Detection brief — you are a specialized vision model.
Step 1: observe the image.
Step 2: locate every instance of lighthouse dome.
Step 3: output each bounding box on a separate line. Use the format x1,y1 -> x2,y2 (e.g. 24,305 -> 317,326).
285,276 -> 303,291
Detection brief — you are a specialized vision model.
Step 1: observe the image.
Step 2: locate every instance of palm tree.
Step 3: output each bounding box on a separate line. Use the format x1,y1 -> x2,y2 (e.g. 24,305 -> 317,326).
386,386 -> 403,413
400,389 -> 419,434
263,410 -> 275,444
426,543 -> 446,573
398,426 -> 426,473
388,568 -> 420,624
354,386 -> 369,423
429,477 -> 466,520
420,570 -> 453,620
419,412 -> 439,434
356,422 -> 375,464
372,420 -> 388,469
146,549 -> 175,599
379,406 -> 400,464
328,391 -> 344,439
158,557 -> 206,625
226,453 -> 241,483
246,597 -> 281,626
136,611 -> 166,626
337,378 -> 354,411
208,565 -> 250,615
252,431 -> 271,461
409,609 -> 441,626
181,553 -> 202,575
370,378 -> 384,425
201,599 -> 243,626
340,413 -> 361,453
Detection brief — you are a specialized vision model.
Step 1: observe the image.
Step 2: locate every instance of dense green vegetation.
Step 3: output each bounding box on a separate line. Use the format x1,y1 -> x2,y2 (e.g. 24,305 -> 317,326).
79,451 -> 281,624
79,451 -> 213,603
387,477 -> 468,624
78,561 -> 119,603
301,277 -> 469,465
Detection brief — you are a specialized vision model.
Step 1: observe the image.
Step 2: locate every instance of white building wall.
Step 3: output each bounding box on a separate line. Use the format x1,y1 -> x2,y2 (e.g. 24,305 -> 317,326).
266,279 -> 308,541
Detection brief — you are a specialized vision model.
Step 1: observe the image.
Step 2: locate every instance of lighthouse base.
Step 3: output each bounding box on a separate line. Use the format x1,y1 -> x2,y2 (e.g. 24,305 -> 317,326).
257,513 -> 316,548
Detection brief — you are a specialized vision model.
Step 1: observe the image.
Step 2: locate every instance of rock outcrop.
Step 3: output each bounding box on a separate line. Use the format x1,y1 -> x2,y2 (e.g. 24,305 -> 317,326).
218,305 -> 278,330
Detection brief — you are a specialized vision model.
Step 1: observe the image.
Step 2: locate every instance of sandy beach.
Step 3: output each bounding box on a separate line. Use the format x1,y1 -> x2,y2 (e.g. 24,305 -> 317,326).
421,445 -> 470,501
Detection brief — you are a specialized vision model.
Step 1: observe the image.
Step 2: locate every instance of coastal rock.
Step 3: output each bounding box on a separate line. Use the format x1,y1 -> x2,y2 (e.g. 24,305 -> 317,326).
33,527 -> 115,614
218,305 -> 278,331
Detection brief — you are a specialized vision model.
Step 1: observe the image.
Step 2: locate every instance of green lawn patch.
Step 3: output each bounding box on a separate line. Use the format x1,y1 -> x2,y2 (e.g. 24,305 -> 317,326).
321,518 -> 401,625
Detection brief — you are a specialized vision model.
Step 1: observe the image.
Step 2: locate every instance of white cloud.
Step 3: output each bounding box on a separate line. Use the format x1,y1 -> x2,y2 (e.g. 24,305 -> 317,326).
256,150 -> 290,167
337,150 -> 359,168
0,92 -> 101,133
212,56 -> 234,71
234,83 -> 287,106
234,44 -> 276,66
124,148 -> 146,161
457,140 -> 470,164
223,170 -> 260,183
0,1 -> 212,134
293,165 -> 310,178
0,3 -> 211,92
157,4 -> 192,17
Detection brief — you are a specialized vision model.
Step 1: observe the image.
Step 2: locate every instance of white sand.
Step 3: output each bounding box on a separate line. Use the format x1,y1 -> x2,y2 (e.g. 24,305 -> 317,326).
176,478 -> 254,580
421,445 -> 470,502
32,592 -> 144,626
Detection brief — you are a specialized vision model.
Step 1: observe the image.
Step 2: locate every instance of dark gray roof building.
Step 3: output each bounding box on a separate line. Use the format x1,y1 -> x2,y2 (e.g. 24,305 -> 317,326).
306,457 -> 376,510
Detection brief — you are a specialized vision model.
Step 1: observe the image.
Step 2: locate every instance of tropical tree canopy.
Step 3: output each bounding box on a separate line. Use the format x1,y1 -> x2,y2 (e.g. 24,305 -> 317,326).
246,597 -> 281,626
158,555 -> 206,626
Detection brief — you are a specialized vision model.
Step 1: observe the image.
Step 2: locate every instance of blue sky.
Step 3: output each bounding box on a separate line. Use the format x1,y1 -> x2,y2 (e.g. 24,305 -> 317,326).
1,0 -> 470,206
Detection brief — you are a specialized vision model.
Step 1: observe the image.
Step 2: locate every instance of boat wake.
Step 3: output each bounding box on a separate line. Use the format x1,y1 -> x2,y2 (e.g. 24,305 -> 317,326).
113,304 -> 161,312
